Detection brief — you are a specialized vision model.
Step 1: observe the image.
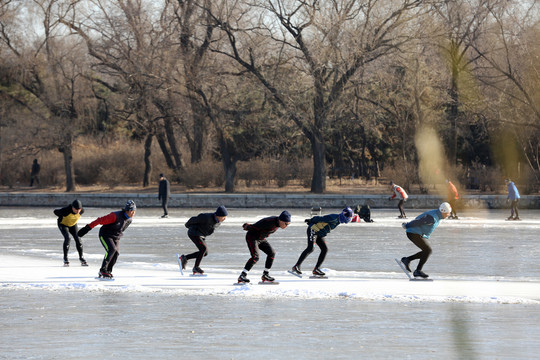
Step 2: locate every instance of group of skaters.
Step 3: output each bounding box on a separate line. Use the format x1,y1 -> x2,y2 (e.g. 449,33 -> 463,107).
54,178 -> 521,281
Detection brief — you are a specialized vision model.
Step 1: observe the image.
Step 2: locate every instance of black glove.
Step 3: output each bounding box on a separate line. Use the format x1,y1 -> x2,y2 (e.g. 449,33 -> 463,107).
304,219 -> 310,224
77,224 -> 92,238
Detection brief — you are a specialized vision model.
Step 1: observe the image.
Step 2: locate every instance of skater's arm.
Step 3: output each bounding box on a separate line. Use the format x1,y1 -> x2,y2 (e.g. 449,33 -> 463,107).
185,215 -> 198,228
53,206 -> 70,218
88,212 -> 117,229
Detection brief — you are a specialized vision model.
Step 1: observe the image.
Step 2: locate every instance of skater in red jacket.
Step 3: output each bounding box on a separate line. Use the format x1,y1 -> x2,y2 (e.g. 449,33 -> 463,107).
78,200 -> 136,279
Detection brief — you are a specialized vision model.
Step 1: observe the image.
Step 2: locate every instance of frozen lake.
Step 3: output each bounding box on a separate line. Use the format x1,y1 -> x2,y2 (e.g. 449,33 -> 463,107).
1,206 -> 539,359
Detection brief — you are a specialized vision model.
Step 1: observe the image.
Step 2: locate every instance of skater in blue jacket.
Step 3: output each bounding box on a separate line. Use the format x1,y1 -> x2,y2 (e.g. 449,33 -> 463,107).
290,207 -> 353,277
505,179 -> 520,220
399,202 -> 451,279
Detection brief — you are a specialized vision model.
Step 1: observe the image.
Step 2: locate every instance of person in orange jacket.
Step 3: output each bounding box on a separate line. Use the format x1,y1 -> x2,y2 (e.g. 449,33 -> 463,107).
389,181 -> 408,218
446,179 -> 459,219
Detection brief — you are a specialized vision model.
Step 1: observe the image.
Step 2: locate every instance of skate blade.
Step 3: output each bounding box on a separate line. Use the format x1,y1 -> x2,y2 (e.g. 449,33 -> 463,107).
287,270 -> 302,278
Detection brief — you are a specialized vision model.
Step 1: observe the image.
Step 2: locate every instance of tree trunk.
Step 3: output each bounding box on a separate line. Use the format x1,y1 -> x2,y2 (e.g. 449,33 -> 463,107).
310,134 -> 326,193
60,144 -> 75,192
448,62 -> 459,165
217,133 -> 237,193
189,101 -> 207,163
223,158 -> 237,193
164,118 -> 185,170
156,131 -> 176,169
143,133 -> 153,187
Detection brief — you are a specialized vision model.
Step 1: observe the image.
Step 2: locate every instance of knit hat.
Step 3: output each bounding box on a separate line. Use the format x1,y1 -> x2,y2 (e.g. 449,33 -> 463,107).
124,200 -> 137,211
279,210 -> 291,223
72,199 -> 82,209
215,205 -> 228,217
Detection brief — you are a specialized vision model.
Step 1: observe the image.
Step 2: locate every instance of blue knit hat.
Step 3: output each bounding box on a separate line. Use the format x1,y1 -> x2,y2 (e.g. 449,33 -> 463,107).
215,205 -> 228,217
279,210 -> 291,223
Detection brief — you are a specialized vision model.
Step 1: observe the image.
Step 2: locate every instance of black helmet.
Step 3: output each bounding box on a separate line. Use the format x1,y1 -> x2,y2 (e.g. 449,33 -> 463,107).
124,200 -> 136,211
72,199 -> 82,209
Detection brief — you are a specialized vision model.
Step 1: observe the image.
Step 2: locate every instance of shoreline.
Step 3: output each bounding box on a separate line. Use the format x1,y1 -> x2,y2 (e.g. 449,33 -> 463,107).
1,191 -> 539,209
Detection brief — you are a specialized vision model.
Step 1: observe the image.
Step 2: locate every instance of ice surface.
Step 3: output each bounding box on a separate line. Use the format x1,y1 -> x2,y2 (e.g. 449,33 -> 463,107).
1,207 -> 540,359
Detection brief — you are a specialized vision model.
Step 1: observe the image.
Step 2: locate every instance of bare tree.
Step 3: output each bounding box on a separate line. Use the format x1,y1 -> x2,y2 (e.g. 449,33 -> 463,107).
204,0 -> 424,193
63,0 -> 186,186
470,1 -> 540,182
430,0 -> 499,166
0,0 -> 96,191
168,0 -> 218,164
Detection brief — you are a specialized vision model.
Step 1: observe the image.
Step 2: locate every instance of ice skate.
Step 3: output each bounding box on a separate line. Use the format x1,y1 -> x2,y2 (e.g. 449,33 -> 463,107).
179,254 -> 187,270
288,265 -> 302,278
413,269 -> 429,278
237,272 -> 250,283
261,271 -> 275,283
192,266 -> 205,275
401,257 -> 411,272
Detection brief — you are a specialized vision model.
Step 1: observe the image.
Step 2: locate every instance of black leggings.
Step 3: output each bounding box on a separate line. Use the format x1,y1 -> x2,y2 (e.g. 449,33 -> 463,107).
295,228 -> 328,270
406,232 -> 432,271
100,236 -> 120,273
186,234 -> 208,268
59,223 -> 83,261
398,200 -> 406,217
243,238 -> 275,271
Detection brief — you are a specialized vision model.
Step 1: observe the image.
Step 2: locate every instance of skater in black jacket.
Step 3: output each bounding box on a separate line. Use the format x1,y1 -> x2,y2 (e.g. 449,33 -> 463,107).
179,206 -> 228,275
54,199 -> 87,266
237,210 -> 291,284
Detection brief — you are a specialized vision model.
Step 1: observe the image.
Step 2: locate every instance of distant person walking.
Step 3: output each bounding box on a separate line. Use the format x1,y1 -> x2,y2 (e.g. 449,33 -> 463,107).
399,202 -> 452,279
78,200 -> 136,279
290,207 -> 353,277
158,173 -> 170,218
30,159 -> 40,187
389,181 -> 408,218
54,199 -> 87,266
237,210 -> 291,284
505,179 -> 520,220
446,179 -> 459,219
178,206 -> 228,275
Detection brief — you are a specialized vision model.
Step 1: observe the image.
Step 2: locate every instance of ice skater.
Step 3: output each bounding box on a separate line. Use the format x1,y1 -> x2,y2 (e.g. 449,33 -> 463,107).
389,181 -> 408,218
237,210 -> 291,284
505,179 -> 520,220
399,202 -> 451,279
446,179 -> 459,219
54,199 -> 87,266
179,206 -> 228,275
352,204 -> 374,222
290,207 -> 353,277
77,200 -> 136,279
